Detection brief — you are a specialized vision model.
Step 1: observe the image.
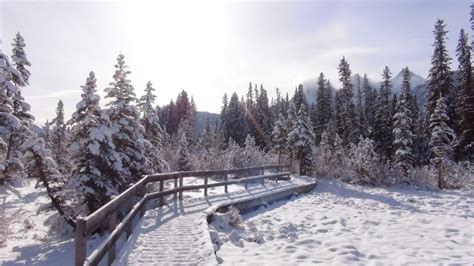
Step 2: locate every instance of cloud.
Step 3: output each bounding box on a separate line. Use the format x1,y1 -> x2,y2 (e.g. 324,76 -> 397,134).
26,89 -> 82,100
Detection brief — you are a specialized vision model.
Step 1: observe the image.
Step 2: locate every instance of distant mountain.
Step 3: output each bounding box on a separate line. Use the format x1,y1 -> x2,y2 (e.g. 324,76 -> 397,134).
302,69 -> 428,106
194,111 -> 220,136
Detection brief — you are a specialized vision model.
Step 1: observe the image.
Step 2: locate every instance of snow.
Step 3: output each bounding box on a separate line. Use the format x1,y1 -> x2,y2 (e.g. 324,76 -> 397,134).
0,179 -> 103,265
213,178 -> 474,264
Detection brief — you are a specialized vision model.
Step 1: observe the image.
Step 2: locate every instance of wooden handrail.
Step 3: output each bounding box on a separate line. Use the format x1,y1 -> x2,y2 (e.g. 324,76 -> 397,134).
75,164 -> 291,266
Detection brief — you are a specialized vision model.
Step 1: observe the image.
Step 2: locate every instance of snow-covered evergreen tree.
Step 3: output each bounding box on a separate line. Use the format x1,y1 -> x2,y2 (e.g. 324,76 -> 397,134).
105,54 -> 148,184
393,67 -> 415,177
429,96 -> 455,189
455,29 -> 474,160
352,137 -> 379,185
222,92 -> 247,146
373,66 -> 394,159
362,73 -> 376,135
425,19 -> 455,131
68,72 -> 122,214
50,100 -> 70,174
313,72 -> 333,143
176,123 -> 192,171
138,81 -> 166,172
287,103 -> 315,175
336,57 -> 356,146
42,120 -> 51,149
21,137 -> 76,227
272,114 -> 286,164
254,85 -> 273,149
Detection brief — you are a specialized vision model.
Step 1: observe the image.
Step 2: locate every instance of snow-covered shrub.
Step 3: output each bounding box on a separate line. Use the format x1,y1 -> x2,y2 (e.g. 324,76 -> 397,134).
227,206 -> 243,227
350,137 -> 380,185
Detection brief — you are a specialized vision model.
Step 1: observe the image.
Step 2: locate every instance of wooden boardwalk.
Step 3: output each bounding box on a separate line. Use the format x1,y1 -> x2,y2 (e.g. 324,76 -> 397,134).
113,177 -> 314,265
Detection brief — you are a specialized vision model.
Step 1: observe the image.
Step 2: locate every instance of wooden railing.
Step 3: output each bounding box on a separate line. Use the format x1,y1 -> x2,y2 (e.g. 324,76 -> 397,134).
75,164 -> 291,266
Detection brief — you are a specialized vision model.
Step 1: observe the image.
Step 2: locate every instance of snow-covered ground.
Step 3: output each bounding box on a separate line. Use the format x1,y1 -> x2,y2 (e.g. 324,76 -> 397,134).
211,178 -> 474,265
0,179 -> 103,266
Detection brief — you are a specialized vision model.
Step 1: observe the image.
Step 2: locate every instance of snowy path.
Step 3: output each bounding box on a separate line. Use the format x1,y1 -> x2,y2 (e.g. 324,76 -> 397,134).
214,178 -> 474,265
114,177 -> 313,265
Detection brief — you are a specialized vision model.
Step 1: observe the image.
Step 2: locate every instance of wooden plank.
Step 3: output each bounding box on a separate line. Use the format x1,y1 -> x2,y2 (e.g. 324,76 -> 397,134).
75,217 -> 86,266
224,173 -> 228,193
204,176 -> 208,196
85,177 -> 147,235
159,180 -> 164,206
125,197 -> 134,238
107,212 -> 117,265
178,173 -> 183,200
86,197 -> 147,266
145,172 -> 180,183
173,177 -> 178,200
147,187 -> 180,200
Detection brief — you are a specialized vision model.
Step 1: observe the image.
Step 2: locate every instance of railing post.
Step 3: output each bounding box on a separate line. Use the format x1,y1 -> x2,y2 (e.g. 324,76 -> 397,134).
224,173 -> 228,193
173,176 -> 178,201
75,217 -> 86,266
108,212 -> 117,264
126,197 -> 134,238
204,175 -> 208,196
159,180 -> 164,206
178,172 -> 183,200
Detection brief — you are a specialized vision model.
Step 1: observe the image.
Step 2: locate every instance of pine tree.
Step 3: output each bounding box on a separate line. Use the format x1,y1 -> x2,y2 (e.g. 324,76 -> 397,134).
336,57 -> 356,146
272,114 -> 286,164
177,125 -> 191,171
455,29 -> 474,160
313,72 -> 333,143
429,96 -> 455,189
11,33 -> 31,85
0,51 -> 22,185
373,66 -> 394,159
223,92 -> 247,146
105,54 -> 148,184
287,104 -> 315,175
393,67 -> 415,177
254,85 -> 273,149
425,19 -> 455,131
138,81 -> 165,172
43,120 -> 51,149
317,130 -> 333,169
362,73 -> 376,135
50,100 -> 70,174
68,72 -> 123,214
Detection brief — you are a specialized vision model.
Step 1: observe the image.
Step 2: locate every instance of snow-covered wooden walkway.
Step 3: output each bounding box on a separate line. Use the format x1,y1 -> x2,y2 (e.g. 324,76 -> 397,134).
113,177 -> 314,265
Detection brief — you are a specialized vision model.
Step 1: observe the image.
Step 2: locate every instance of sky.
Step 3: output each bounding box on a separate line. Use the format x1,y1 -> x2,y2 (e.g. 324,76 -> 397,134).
0,0 -> 472,124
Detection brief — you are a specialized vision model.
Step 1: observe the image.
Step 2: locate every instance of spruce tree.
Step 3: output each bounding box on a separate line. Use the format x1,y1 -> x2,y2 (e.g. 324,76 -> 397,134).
272,114 -> 286,164
362,73 -> 376,135
254,85 -> 273,149
138,81 -> 165,172
287,104 -> 315,175
393,67 -> 415,177
177,124 -> 191,171
373,66 -> 394,159
336,57 -> 356,146
69,72 -> 122,213
0,51 -> 22,185
429,96 -> 455,189
313,72 -> 333,143
11,33 -> 31,85
105,54 -> 148,184
425,19 -> 455,131
223,92 -> 247,146
50,100 -> 70,174
455,29 -> 474,160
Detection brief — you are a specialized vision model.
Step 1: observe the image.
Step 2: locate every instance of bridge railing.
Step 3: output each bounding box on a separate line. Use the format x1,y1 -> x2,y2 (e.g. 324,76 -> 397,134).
75,164 -> 291,266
